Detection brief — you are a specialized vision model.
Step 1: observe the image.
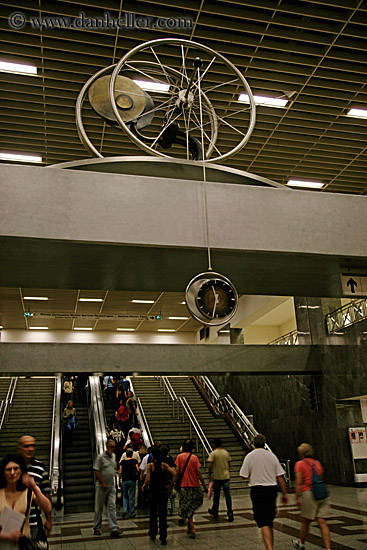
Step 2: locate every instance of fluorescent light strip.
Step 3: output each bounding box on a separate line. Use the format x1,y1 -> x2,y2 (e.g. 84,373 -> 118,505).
131,299 -> 155,304
117,328 -> 135,331
78,298 -> 103,302
168,316 -> 189,320
0,326 -> 3,329
0,152 -> 42,163
238,94 -> 288,107
287,180 -> 324,189
73,327 -> 93,331
0,61 -> 37,76
133,79 -> 170,92
23,296 -> 49,301
347,108 -> 367,119
158,329 -> 176,332
29,326 -> 48,330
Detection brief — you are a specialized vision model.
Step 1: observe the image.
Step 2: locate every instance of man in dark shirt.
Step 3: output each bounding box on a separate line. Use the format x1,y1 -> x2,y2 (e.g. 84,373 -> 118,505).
17,435 -> 52,541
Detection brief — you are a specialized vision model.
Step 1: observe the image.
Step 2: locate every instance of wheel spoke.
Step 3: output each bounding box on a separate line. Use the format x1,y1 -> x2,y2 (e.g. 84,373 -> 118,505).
151,109 -> 182,148
149,46 -> 175,88
180,45 -> 189,89
124,62 -> 175,88
191,110 -> 221,157
201,77 -> 240,94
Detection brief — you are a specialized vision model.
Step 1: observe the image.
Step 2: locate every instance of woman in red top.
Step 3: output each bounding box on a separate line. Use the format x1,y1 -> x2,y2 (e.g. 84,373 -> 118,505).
293,443 -> 331,550
116,399 -> 129,436
175,439 -> 207,539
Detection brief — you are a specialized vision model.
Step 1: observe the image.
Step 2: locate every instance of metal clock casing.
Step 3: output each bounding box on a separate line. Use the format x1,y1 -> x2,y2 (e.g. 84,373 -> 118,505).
185,271 -> 238,326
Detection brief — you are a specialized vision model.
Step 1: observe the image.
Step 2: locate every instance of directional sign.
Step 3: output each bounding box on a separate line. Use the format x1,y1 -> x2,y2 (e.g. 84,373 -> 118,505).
340,275 -> 367,296
26,312 -> 161,321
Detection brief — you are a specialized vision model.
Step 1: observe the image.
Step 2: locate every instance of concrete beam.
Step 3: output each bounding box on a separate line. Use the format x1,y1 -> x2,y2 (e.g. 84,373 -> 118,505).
1,164 -> 366,296
0,342 -> 324,375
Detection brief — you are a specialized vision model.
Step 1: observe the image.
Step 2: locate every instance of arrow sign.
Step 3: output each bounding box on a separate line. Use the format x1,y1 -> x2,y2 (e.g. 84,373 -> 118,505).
347,278 -> 358,293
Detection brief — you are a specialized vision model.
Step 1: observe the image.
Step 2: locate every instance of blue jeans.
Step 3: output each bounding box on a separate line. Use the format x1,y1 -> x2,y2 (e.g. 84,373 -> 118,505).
94,484 -> 118,532
122,479 -> 136,517
212,479 -> 233,517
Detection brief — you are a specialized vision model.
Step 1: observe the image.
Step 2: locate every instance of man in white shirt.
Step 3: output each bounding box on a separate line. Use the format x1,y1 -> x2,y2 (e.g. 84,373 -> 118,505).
240,434 -> 288,550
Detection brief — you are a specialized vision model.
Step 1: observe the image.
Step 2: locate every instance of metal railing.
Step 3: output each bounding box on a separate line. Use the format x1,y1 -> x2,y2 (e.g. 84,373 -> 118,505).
195,376 -> 270,451
326,298 -> 367,334
0,377 -> 18,431
129,376 -> 153,448
268,330 -> 299,345
50,375 -> 63,511
159,376 -> 213,464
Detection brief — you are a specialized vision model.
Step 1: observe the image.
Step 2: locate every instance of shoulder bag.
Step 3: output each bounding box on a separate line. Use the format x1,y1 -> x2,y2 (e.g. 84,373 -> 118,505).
304,459 -> 329,500
174,453 -> 192,493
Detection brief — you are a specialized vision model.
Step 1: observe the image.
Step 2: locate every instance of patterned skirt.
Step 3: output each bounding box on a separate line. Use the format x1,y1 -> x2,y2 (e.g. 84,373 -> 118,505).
178,487 -> 204,518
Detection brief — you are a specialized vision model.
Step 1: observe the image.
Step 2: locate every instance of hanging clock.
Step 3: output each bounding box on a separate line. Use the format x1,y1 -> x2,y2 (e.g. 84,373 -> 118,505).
185,271 -> 238,326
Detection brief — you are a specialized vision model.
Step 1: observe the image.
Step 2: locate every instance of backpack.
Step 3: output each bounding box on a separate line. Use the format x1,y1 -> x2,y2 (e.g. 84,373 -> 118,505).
304,459 -> 329,500
130,431 -> 142,449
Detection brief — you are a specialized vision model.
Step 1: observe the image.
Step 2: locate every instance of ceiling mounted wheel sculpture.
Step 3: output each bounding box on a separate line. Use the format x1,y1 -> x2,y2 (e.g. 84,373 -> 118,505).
76,38 -> 256,163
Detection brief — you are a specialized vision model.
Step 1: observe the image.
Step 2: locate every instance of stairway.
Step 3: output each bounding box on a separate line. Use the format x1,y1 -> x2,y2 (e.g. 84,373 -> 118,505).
0,377 -> 55,466
62,390 -> 95,514
0,377 -> 11,401
131,376 -> 246,491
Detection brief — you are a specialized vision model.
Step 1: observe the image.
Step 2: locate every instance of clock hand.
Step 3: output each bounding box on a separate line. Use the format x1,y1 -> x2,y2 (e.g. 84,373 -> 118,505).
212,286 -> 219,318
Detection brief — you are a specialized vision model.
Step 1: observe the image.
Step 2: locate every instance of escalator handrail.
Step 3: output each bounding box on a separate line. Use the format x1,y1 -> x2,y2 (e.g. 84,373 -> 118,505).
89,376 -> 107,459
136,397 -> 153,447
50,375 -> 62,492
0,377 -> 18,431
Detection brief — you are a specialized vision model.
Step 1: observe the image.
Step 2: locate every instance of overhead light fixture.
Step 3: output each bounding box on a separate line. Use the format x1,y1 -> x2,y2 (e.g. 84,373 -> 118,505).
29,326 -> 48,330
347,108 -> 367,119
287,180 -> 324,189
158,329 -> 176,332
117,328 -> 135,331
73,327 -> 93,331
0,152 -> 43,163
0,326 -> 3,329
131,299 -> 155,304
134,79 -> 170,93
181,301 -> 186,305
78,298 -> 103,302
168,316 -> 189,320
238,94 -> 288,108
23,296 -> 49,301
0,61 -> 37,76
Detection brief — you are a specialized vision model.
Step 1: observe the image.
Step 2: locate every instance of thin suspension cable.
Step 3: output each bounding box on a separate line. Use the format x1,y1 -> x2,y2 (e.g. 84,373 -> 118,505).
197,65 -> 212,271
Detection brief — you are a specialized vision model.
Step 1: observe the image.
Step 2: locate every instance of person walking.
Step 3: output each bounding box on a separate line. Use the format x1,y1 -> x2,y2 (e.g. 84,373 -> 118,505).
240,433 -> 288,550
93,439 -> 121,538
143,446 -> 177,546
292,443 -> 331,550
207,437 -> 234,522
17,435 -> 52,545
119,448 -> 139,519
175,439 -> 208,539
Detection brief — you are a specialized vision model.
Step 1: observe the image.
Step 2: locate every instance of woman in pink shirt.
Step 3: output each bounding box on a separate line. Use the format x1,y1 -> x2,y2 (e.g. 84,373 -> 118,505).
293,443 -> 331,550
175,439 -> 207,539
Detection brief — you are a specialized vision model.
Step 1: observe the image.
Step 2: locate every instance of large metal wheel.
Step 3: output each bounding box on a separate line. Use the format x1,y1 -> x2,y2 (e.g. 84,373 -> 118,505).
109,38 -> 256,163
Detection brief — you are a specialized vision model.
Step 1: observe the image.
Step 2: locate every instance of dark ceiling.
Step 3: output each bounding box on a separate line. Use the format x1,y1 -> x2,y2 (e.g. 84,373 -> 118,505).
0,0 -> 366,194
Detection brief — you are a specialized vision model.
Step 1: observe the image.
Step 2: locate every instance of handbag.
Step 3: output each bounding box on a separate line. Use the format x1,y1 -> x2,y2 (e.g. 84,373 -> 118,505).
18,489 -> 49,550
174,453 -> 192,493
304,459 -> 329,501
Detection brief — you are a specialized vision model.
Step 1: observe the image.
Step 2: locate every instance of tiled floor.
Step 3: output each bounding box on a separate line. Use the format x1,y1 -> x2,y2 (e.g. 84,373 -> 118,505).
49,486 -> 367,549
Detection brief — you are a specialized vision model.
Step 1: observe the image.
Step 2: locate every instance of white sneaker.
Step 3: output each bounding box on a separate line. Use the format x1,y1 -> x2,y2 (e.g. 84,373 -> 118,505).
292,540 -> 305,550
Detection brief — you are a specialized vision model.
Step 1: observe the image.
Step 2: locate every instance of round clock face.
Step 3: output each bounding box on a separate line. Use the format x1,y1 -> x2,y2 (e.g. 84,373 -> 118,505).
185,271 -> 238,326
196,279 -> 236,320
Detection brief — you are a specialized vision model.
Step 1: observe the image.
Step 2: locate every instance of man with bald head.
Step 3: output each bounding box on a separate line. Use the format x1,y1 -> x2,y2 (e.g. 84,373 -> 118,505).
17,435 -> 52,542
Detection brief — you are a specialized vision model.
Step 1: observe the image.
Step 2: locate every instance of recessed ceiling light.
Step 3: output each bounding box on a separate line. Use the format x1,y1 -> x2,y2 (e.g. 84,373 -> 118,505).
0,61 -> 37,76
286,180 -> 324,189
29,326 -> 48,330
347,108 -> 367,119
134,79 -> 170,93
0,152 -> 42,163
78,298 -> 103,302
168,316 -> 189,320
0,326 -> 3,329
23,296 -> 49,301
117,328 -> 135,331
181,301 -> 186,305
238,94 -> 288,108
73,327 -> 93,331
131,299 -> 155,304
158,329 -> 176,332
